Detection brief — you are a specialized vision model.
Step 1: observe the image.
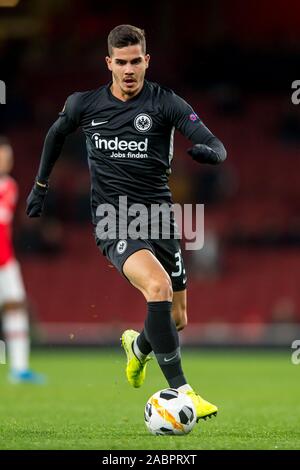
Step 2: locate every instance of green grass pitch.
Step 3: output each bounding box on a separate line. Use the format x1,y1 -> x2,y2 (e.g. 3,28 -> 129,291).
0,348 -> 299,450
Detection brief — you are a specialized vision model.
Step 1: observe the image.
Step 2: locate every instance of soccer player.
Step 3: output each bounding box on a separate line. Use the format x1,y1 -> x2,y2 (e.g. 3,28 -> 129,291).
26,25 -> 226,420
0,136 -> 44,383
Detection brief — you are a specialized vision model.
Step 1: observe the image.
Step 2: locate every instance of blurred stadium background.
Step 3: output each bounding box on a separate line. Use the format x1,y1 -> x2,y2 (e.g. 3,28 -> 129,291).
1,0 -> 300,348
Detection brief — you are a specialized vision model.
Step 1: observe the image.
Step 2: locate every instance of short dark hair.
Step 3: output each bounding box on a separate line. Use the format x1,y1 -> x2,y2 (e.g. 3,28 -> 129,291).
0,135 -> 11,147
107,24 -> 146,56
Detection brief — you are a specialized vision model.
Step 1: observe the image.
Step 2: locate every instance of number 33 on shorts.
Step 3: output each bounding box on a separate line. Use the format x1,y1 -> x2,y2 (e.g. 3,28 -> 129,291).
171,250 -> 187,285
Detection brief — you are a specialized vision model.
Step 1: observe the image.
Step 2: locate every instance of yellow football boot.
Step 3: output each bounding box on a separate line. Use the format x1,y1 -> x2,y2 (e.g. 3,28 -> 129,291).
121,329 -> 152,388
185,390 -> 218,422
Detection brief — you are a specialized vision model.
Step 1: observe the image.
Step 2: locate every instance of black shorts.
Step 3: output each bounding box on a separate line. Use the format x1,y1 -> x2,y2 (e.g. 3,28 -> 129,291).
96,237 -> 187,292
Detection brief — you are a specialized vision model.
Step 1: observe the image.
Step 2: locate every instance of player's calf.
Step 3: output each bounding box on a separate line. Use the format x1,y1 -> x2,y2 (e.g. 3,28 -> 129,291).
172,291 -> 187,332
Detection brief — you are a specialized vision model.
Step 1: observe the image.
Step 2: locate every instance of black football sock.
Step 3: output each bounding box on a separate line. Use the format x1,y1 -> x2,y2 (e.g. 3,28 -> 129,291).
144,301 -> 187,388
135,329 -> 152,356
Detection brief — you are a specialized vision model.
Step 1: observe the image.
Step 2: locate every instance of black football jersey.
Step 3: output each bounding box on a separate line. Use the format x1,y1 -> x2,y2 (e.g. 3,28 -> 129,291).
38,80 -> 223,227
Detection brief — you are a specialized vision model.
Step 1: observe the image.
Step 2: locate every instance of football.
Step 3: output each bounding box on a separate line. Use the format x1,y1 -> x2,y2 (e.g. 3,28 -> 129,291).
144,388 -> 196,435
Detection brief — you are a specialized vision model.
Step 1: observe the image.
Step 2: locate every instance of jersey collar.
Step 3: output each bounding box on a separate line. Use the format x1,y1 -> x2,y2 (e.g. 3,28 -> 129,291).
106,80 -> 149,104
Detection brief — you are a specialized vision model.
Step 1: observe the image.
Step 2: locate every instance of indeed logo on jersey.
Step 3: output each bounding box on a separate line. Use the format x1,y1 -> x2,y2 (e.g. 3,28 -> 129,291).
92,133 -> 149,159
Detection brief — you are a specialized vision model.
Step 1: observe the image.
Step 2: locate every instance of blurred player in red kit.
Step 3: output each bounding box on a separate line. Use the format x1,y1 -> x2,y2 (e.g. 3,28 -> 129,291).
0,136 -> 44,383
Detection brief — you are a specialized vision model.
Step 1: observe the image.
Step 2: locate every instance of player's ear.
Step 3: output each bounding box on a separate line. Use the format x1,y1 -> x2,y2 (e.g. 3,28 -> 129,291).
145,54 -> 150,69
105,56 -> 112,71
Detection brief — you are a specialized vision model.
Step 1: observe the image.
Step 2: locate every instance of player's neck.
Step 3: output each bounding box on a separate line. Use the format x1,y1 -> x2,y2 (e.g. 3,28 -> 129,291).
110,81 -> 144,102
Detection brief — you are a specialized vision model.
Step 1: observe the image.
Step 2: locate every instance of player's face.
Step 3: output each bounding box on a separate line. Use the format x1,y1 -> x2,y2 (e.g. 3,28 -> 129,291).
106,44 -> 150,100
0,145 -> 13,175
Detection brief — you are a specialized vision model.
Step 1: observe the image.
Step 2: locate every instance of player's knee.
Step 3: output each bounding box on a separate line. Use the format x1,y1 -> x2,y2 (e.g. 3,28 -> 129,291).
147,277 -> 173,302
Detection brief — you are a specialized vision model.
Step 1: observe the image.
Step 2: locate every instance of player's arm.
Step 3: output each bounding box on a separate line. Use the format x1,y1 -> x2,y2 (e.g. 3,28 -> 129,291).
26,93 -> 82,217
187,120 -> 226,165
164,91 -> 227,165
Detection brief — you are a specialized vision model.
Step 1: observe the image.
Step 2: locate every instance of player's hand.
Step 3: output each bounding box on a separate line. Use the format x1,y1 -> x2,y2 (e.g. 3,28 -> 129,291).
26,182 -> 48,217
187,144 -> 219,164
